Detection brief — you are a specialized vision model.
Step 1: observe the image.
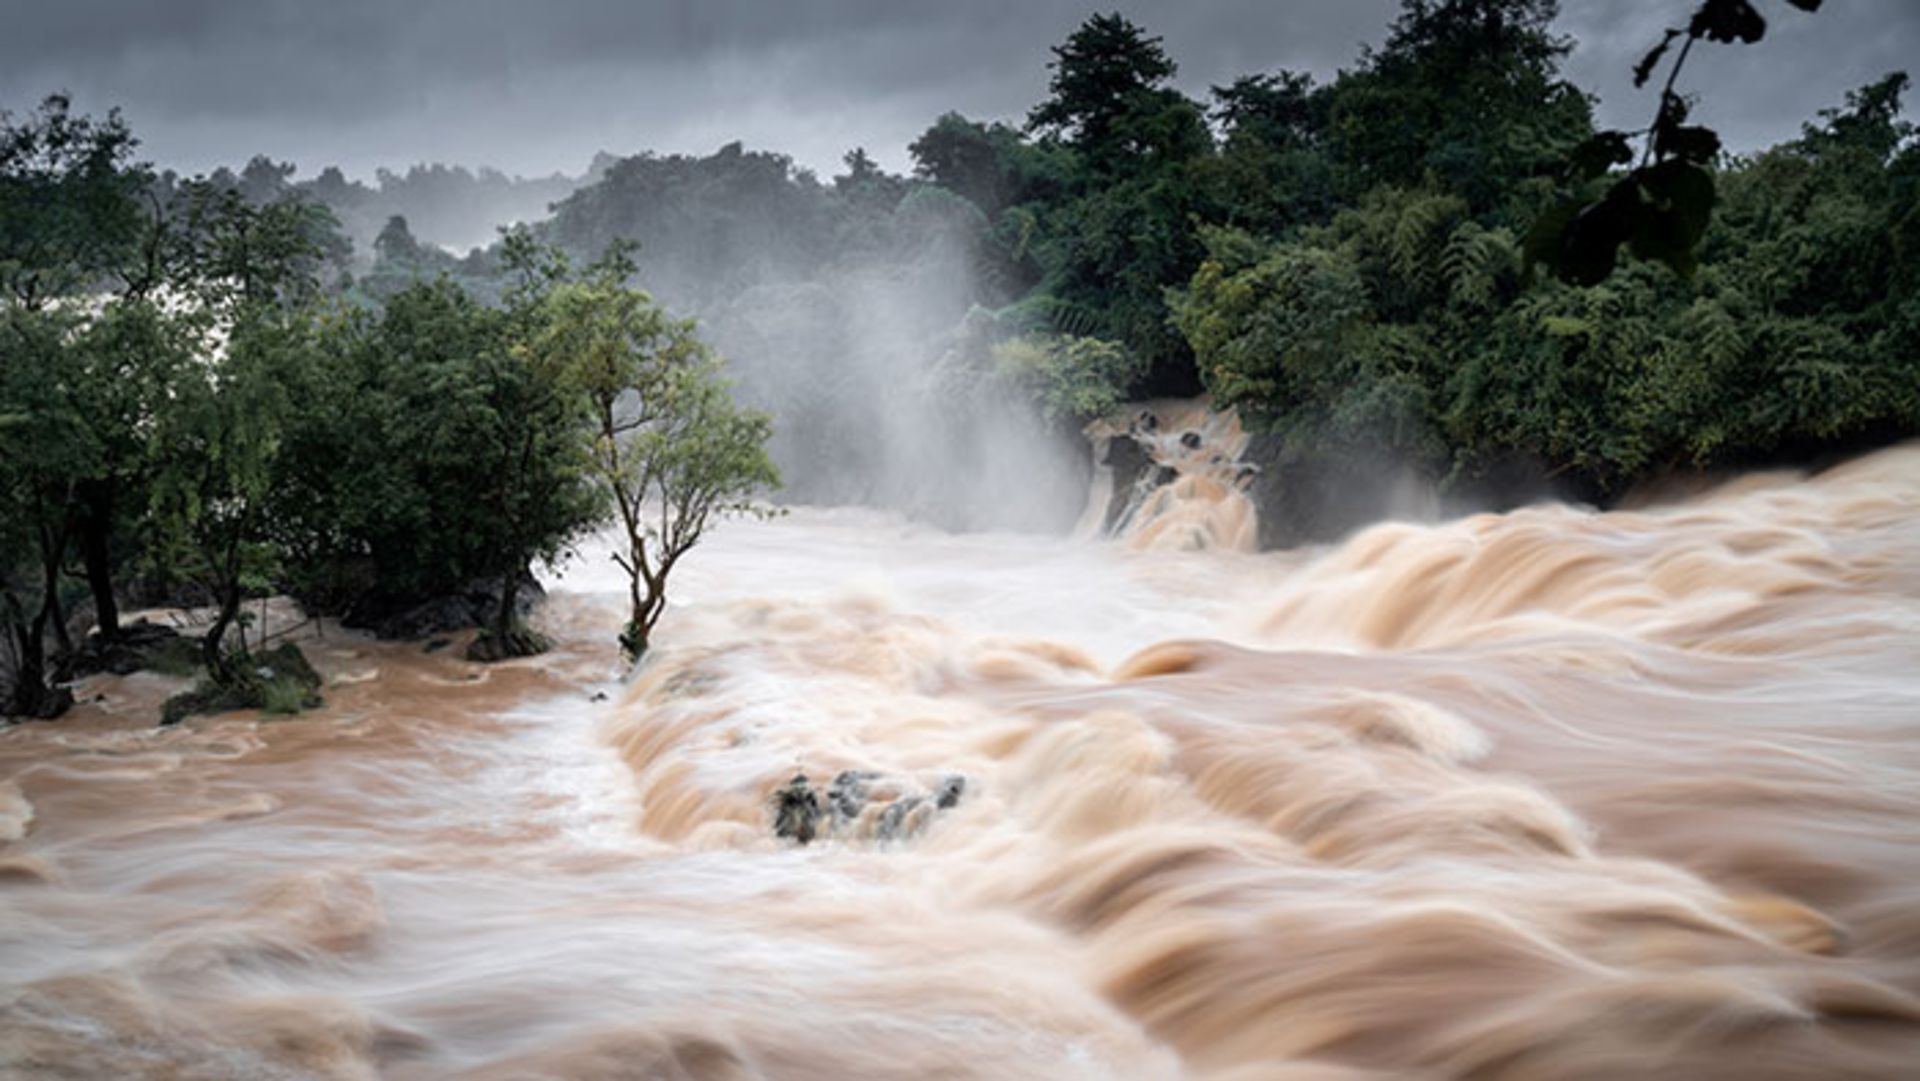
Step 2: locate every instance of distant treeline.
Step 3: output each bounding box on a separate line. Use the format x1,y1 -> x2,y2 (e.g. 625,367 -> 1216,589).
321,1 -> 1920,506
194,155 -> 592,263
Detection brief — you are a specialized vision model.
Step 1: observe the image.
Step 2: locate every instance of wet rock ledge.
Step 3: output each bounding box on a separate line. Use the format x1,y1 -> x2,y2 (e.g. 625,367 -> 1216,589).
770,769 -> 967,845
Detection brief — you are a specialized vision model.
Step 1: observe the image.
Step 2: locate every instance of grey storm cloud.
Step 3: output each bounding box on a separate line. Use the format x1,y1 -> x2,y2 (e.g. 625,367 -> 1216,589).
1,0 -> 1915,182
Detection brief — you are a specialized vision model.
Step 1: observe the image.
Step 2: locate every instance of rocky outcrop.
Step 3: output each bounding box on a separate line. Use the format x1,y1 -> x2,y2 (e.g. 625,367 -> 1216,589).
771,769 -> 968,845
1238,435 -> 1588,550
465,627 -> 552,663
342,573 -> 545,641
63,620 -> 197,678
1100,432 -> 1177,535
159,642 -> 324,726
1239,432 -> 1368,550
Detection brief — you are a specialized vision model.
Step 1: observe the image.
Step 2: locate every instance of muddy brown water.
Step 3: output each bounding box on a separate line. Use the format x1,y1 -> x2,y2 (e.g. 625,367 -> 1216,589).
4,447 -> 1919,1079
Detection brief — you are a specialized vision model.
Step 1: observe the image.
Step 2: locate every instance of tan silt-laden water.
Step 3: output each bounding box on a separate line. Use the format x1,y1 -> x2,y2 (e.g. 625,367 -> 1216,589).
4,444 -> 1920,1080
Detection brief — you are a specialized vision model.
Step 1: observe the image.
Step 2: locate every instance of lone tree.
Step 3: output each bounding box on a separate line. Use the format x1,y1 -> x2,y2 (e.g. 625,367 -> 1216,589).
531,249 -> 778,661
1027,12 -> 1179,160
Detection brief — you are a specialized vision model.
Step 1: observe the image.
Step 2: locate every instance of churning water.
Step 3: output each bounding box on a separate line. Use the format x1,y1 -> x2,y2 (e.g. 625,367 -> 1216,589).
4,441 -> 1920,1079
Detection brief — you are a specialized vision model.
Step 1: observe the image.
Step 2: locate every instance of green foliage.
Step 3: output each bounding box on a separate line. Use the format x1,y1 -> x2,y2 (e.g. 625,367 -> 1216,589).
272,251 -> 606,647
991,334 -> 1144,420
1170,223 -> 1445,467
0,94 -> 147,308
1327,0 -> 1592,214
1027,13 -> 1180,161
1172,57 -> 1917,498
536,265 -> 779,660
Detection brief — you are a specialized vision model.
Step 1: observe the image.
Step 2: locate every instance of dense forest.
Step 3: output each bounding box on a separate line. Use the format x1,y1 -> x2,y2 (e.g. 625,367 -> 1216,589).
354,0 -> 1920,532
5,0 -> 1917,722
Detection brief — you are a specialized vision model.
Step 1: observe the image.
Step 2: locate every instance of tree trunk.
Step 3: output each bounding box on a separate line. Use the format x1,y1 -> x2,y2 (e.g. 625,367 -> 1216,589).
203,580 -> 242,686
38,522 -> 74,678
46,573 -> 72,660
493,568 -> 520,644
3,599 -> 71,720
620,619 -> 650,661
77,482 -> 120,641
622,560 -> 661,662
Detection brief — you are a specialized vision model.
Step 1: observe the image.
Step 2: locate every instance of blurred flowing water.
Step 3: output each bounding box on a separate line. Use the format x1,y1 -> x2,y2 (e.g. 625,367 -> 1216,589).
4,445 -> 1920,1079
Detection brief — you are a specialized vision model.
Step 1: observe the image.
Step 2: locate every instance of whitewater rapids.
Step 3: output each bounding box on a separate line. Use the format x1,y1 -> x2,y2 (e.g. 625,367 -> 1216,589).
3,446 -> 1920,1079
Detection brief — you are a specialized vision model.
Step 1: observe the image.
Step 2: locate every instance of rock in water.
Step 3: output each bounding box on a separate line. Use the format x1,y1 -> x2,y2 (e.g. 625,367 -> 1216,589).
771,769 -> 966,844
934,774 -> 966,809
771,773 -> 822,845
827,770 -> 876,825
876,797 -> 926,841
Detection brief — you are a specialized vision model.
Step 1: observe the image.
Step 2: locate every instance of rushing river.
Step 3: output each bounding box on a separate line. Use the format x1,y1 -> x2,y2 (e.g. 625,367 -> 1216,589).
4,444 -> 1920,1079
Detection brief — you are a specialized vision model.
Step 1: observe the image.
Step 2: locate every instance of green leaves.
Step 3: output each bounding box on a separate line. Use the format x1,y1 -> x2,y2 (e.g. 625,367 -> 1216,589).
1027,13 -> 1180,156
991,334 -> 1145,419
533,268 -> 778,659
0,94 -> 147,308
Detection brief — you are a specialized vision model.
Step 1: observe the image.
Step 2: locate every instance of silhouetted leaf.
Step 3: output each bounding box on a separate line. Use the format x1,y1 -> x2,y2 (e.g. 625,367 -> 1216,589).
1657,125 -> 1722,164
1526,183 -> 1638,287
1521,197 -> 1581,277
1569,131 -> 1634,180
1634,29 -> 1683,88
1627,160 -> 1716,277
1690,0 -> 1767,44
1783,0 -> 1821,11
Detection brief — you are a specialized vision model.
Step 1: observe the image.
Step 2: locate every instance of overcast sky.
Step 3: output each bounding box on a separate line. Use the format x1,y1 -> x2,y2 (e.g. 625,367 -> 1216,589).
3,1 -> 1915,183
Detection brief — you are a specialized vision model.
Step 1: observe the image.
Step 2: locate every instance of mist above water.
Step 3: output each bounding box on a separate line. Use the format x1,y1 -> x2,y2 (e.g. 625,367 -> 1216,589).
703,250 -> 1090,535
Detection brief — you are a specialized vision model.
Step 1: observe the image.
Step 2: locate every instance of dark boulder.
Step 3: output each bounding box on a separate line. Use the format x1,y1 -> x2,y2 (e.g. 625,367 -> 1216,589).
343,572 -> 545,641
465,626 -> 551,663
771,769 -> 966,845
3,683 -> 74,723
64,620 -> 196,679
1101,434 -> 1177,536
1237,435 -> 1592,551
158,642 -> 323,726
771,772 -> 823,845
1239,433 -> 1411,550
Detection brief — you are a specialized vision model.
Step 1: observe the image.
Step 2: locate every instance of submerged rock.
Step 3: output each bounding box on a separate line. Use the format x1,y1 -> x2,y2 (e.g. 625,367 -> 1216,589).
465,626 -> 551,663
771,769 -> 966,846
934,774 -> 966,809
771,773 -> 823,845
875,797 -> 926,841
827,770 -> 877,826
